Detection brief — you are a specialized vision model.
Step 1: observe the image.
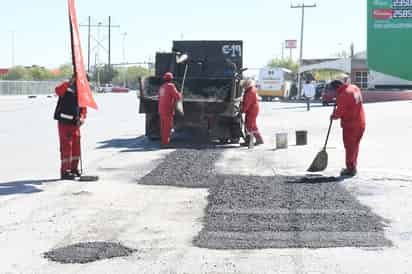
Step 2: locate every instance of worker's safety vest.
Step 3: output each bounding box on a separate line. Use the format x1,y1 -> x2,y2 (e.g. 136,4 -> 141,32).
54,85 -> 80,125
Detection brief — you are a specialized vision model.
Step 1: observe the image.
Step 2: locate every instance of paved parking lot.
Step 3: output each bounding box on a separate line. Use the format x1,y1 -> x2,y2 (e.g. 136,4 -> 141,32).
1,93 -> 412,273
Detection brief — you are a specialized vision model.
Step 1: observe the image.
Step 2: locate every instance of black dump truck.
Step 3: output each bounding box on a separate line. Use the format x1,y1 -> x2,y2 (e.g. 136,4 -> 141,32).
138,40 -> 245,144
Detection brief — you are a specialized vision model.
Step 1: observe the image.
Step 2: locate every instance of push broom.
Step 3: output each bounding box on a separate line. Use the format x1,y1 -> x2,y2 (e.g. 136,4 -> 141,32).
307,104 -> 336,172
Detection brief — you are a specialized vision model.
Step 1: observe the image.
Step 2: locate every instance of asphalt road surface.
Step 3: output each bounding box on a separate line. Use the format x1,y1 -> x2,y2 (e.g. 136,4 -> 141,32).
1,93 -> 412,274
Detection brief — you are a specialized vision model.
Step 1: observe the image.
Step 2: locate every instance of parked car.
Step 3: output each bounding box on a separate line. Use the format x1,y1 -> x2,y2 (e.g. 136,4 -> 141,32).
321,83 -> 337,106
111,86 -> 129,93
98,84 -> 129,93
315,82 -> 326,100
97,83 -> 112,93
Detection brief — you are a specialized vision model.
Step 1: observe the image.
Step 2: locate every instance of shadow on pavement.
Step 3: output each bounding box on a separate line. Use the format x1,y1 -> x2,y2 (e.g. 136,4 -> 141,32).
271,104 -> 326,111
97,136 -> 159,152
98,134 -> 241,153
0,179 -> 59,196
285,175 -> 347,184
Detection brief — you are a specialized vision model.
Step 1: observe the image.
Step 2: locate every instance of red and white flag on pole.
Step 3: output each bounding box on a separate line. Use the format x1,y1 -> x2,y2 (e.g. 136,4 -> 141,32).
68,0 -> 98,109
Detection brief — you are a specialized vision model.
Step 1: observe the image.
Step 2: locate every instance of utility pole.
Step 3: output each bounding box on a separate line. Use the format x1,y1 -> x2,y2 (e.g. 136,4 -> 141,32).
11,30 -> 15,67
291,2 -> 316,98
79,17 -> 120,72
122,32 -> 127,87
108,16 -> 111,68
87,16 -> 91,73
281,42 -> 285,60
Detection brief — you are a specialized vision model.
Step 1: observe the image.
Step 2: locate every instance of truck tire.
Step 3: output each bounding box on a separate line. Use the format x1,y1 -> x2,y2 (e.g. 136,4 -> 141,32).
145,113 -> 160,140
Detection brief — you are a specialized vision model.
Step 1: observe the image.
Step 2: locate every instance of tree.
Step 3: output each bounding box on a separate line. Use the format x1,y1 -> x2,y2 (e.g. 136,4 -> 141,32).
58,63 -> 74,79
267,58 -> 299,72
92,65 -> 118,85
29,65 -> 53,80
1,66 -> 33,80
112,66 -> 154,89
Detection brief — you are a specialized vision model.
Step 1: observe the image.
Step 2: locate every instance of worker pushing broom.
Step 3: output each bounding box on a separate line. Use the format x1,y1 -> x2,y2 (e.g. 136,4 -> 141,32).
308,79 -> 365,177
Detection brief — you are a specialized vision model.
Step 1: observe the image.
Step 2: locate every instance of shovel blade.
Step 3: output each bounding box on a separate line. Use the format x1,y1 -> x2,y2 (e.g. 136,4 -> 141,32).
175,100 -> 184,116
307,149 -> 328,172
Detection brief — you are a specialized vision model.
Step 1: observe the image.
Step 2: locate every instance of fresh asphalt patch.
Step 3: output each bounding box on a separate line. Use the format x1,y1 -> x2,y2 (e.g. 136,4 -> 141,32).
194,175 -> 392,249
44,242 -> 136,264
139,148 -> 223,188
139,149 -> 392,249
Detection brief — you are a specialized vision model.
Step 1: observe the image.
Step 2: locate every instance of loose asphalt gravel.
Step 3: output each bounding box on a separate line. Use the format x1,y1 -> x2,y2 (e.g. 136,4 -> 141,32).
139,148 -> 392,249
139,148 -> 224,188
44,242 -> 136,264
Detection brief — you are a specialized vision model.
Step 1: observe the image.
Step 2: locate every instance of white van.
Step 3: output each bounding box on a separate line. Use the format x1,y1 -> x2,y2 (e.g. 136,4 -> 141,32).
256,67 -> 294,101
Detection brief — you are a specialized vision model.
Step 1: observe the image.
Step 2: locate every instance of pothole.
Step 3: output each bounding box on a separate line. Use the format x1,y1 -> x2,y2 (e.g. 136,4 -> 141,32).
44,242 -> 136,264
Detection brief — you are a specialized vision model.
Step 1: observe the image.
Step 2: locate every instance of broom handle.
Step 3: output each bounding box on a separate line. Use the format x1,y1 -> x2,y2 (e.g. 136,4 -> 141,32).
323,103 -> 337,149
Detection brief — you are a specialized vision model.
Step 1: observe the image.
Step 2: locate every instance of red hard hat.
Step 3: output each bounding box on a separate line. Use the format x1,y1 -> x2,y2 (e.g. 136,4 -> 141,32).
163,72 -> 174,81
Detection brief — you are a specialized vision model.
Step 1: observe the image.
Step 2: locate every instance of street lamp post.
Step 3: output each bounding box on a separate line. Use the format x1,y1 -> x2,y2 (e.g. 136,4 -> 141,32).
122,32 -> 127,88
11,30 -> 16,68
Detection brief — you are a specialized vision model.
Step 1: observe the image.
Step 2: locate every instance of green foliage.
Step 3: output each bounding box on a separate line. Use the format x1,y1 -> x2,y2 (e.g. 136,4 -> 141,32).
112,66 -> 154,89
58,64 -> 74,79
267,58 -> 299,72
0,64 -> 74,81
29,65 -> 53,80
2,66 -> 32,80
91,65 -> 118,85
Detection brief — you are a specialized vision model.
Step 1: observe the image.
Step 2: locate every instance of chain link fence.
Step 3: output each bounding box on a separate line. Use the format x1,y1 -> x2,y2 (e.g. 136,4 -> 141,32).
0,80 -> 61,95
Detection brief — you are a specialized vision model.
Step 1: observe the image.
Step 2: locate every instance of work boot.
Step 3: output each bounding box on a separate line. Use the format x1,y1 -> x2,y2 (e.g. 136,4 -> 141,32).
160,143 -> 173,149
255,138 -> 264,146
71,169 -> 82,177
240,136 -> 250,147
340,168 -> 357,177
61,171 -> 76,180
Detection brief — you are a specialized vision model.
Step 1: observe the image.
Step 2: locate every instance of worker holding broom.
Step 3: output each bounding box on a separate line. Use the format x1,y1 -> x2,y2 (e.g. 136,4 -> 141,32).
54,74 -> 87,180
240,79 -> 264,146
158,72 -> 182,148
330,80 -> 366,177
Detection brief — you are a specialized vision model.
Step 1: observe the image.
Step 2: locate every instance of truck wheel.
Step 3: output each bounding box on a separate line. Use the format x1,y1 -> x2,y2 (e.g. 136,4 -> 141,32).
145,114 -> 160,140
230,138 -> 240,144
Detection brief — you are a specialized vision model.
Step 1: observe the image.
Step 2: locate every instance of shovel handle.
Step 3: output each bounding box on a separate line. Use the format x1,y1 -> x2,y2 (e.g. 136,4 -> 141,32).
323,103 -> 337,149
181,63 -> 188,94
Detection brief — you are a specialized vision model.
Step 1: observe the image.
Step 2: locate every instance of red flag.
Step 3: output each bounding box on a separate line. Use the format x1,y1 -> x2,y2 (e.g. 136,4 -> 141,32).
68,0 -> 98,109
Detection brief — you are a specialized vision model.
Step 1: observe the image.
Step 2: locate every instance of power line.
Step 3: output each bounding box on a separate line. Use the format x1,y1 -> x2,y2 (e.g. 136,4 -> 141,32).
79,16 -> 120,72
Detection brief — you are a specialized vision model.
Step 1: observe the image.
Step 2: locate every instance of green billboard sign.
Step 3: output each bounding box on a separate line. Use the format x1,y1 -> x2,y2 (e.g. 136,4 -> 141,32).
368,0 -> 412,80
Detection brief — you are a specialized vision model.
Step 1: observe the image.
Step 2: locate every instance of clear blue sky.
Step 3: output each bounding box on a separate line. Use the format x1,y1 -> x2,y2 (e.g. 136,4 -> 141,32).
0,0 -> 366,69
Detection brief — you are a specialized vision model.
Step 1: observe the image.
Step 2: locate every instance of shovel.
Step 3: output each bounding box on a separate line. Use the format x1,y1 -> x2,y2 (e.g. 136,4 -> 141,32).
175,54 -> 188,116
307,104 -> 336,172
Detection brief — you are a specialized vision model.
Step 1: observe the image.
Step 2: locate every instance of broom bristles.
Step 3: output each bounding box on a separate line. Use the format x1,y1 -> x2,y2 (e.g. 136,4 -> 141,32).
307,149 -> 328,172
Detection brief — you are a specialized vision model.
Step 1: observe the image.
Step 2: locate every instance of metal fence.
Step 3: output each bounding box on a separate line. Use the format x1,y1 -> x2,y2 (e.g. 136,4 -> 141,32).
0,80 -> 61,95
